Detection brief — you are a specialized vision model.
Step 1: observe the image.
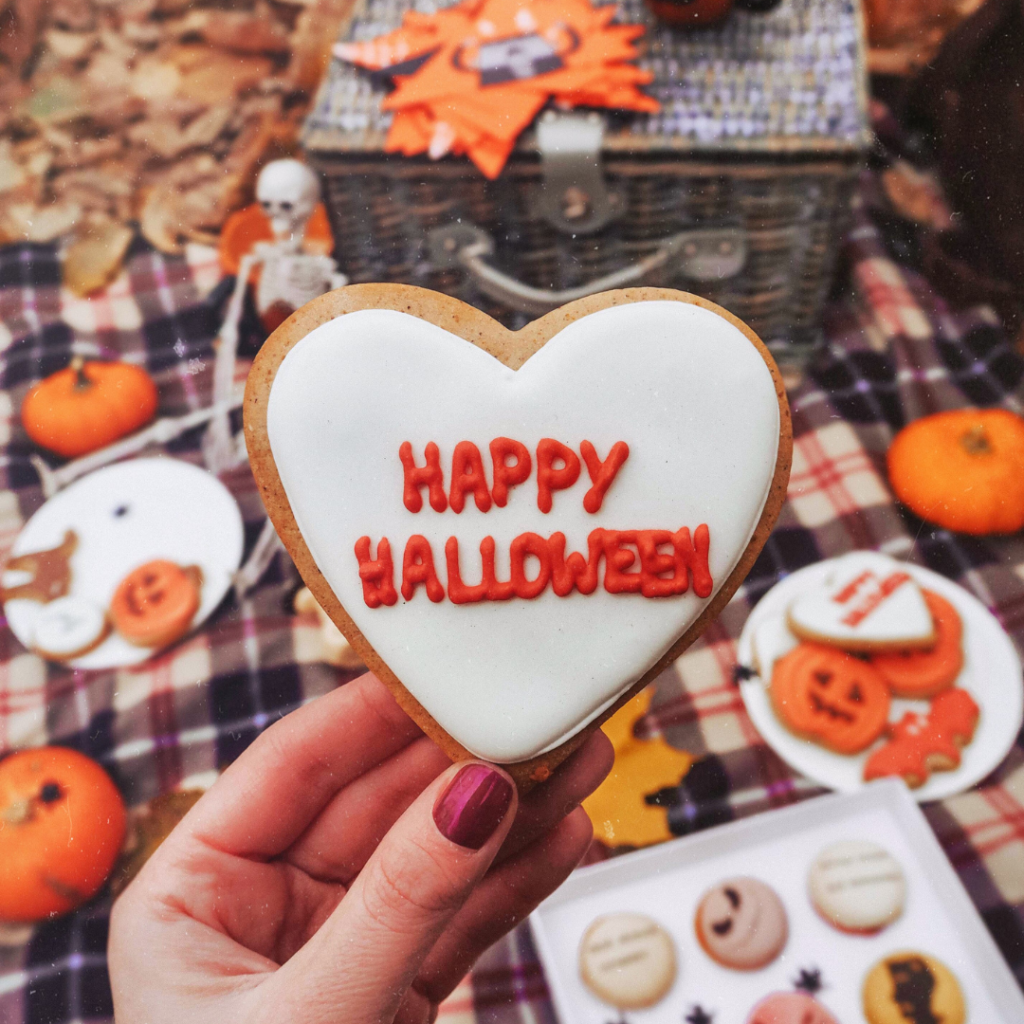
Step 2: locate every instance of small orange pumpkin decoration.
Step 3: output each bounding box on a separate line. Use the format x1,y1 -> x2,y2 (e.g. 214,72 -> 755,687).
0,747 -> 127,923
888,408 -> 1024,535
21,357 -> 159,459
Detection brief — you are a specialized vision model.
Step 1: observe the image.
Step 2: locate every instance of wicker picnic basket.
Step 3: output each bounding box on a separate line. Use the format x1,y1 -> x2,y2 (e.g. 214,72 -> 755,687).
302,0 -> 871,353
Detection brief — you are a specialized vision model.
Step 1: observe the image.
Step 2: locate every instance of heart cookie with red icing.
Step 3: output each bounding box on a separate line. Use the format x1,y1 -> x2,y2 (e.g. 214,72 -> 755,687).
245,285 -> 791,784
787,552 -> 935,652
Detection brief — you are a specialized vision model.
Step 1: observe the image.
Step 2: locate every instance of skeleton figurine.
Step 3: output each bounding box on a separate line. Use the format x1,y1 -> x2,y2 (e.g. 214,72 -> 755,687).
206,159 -> 346,474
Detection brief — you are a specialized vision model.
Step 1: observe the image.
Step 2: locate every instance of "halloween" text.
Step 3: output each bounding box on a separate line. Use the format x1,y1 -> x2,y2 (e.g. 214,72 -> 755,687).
354,527 -> 713,607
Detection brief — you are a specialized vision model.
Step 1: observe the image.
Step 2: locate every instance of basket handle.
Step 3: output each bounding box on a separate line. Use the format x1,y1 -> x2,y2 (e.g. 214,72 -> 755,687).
427,223 -> 748,316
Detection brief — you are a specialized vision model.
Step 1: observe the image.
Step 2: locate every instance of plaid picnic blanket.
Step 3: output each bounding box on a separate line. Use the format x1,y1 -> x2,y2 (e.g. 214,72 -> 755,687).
1,177 -> 1023,1024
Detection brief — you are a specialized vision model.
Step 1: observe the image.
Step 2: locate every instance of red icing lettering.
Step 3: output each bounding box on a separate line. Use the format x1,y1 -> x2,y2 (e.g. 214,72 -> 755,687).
841,572 -> 911,628
490,437 -> 532,507
354,536 -> 398,608
400,442 -> 446,513
636,530 -> 682,598
580,441 -> 629,514
401,535 -> 445,602
548,531 -> 602,596
449,441 -> 492,514
536,438 -> 580,513
832,570 -> 872,604
510,532 -> 551,599
445,537 -> 488,604
481,536 -> 514,600
602,530 -> 643,594
673,524 -> 713,599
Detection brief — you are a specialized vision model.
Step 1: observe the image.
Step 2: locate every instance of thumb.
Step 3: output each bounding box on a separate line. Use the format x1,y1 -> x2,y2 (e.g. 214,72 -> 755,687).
272,761 -> 516,1023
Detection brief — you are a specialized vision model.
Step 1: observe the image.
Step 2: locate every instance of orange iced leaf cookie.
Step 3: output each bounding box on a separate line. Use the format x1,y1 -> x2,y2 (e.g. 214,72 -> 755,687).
863,688 -> 979,788
770,643 -> 891,754
110,560 -> 202,648
868,590 -> 963,698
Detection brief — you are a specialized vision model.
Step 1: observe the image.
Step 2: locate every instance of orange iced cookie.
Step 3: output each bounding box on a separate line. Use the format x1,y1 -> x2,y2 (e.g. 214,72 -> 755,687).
864,688 -> 979,788
110,560 -> 202,648
770,643 -> 891,754
869,590 -> 963,698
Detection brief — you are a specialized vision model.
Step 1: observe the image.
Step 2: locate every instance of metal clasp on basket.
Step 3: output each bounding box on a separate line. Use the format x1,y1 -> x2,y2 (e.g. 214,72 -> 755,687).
427,222 -> 747,317
534,110 -> 620,234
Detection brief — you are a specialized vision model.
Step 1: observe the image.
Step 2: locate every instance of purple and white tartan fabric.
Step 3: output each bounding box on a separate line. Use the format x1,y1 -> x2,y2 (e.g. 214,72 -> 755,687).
0,174 -> 1023,1024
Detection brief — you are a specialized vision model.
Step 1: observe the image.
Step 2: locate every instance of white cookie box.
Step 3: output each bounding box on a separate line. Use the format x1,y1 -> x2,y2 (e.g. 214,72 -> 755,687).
531,780 -> 1024,1023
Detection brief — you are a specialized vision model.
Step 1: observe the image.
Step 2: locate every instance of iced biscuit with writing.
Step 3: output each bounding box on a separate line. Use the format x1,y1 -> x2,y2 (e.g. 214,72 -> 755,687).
788,552 -> 935,652
808,840 -> 906,933
863,952 -> 965,1024
579,912 -> 677,1009
245,285 -> 791,786
695,877 -> 788,970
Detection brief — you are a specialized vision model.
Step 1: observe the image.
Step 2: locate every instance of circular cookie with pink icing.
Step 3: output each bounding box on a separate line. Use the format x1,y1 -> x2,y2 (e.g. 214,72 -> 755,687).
746,992 -> 839,1024
694,877 -> 788,970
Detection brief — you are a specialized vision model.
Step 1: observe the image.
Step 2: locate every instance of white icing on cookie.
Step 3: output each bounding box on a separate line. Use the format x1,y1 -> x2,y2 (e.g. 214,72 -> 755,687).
808,839 -> 906,932
30,595 -> 108,659
267,302 -> 780,761
787,552 -> 934,651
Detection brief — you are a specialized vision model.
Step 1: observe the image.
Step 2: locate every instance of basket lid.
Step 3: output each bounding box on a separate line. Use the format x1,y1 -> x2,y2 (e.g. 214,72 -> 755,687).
303,0 -> 870,157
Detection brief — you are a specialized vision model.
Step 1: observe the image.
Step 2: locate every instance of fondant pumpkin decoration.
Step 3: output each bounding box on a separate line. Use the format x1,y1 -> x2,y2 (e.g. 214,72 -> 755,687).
0,746 -> 126,922
770,643 -> 891,754
888,409 -> 1024,535
21,357 -> 159,459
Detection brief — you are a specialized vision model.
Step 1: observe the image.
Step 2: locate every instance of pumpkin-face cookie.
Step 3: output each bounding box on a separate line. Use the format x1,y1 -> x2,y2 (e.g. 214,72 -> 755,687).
244,285 -> 791,784
787,552 -> 935,652
869,590 -> 963,698
864,688 -> 979,788
770,643 -> 891,754
694,877 -> 788,970
110,560 -> 202,648
863,952 -> 966,1024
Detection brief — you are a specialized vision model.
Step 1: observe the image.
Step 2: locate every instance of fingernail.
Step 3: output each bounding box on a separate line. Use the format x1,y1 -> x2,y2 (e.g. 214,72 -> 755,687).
433,764 -> 513,850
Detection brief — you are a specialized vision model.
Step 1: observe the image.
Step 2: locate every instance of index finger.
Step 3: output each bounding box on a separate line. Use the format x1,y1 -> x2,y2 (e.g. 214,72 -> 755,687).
181,672 -> 422,858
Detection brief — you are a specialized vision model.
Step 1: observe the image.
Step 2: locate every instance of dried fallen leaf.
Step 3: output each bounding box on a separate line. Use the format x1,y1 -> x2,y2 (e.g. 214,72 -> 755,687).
45,27 -> 98,61
202,11 -> 291,55
0,199 -> 81,242
63,220 -> 134,296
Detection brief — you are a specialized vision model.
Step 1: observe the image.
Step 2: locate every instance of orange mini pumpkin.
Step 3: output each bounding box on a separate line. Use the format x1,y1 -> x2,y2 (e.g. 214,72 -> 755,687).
0,747 -> 126,922
888,409 -> 1024,535
21,357 -> 159,459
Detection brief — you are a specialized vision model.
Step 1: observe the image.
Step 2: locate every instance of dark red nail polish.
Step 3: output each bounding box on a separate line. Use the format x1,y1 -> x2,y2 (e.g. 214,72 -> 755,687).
433,764 -> 513,850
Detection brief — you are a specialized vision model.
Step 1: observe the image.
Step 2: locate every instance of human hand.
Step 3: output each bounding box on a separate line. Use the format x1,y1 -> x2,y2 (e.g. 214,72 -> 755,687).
108,671 -> 613,1024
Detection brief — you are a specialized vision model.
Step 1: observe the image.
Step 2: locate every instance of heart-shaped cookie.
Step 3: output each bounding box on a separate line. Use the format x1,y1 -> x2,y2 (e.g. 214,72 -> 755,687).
245,285 -> 791,785
787,552 -> 935,652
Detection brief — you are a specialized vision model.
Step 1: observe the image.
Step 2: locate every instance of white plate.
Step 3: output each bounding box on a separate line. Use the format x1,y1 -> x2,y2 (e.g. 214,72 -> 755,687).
531,781 -> 1024,1024
736,557 -> 1023,802
3,458 -> 244,668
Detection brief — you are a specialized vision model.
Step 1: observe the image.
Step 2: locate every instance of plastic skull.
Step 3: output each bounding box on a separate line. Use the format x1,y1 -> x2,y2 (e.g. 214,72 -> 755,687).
255,159 -> 321,244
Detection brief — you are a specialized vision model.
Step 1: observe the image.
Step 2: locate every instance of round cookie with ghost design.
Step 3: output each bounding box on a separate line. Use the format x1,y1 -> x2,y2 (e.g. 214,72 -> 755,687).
695,877 -> 788,970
